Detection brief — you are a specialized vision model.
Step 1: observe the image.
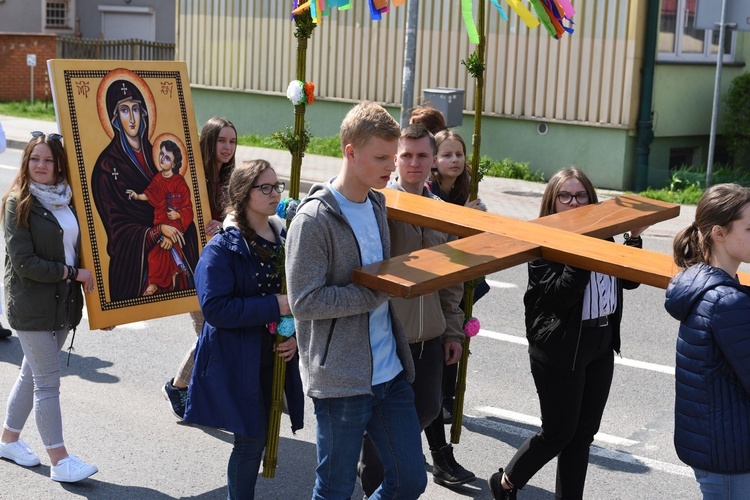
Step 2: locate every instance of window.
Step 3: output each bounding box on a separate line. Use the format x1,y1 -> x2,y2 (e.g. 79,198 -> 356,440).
658,0 -> 735,62
45,1 -> 69,28
669,147 -> 696,169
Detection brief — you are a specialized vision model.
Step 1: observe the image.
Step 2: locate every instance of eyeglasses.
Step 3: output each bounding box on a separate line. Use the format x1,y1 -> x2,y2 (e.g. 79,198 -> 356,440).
556,192 -> 590,205
251,182 -> 285,195
31,131 -> 63,141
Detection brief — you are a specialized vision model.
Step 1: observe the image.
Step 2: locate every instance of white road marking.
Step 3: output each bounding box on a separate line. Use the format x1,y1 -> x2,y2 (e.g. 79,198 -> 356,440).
464,413 -> 693,478
476,406 -> 639,447
486,279 -> 517,289
477,329 -> 675,375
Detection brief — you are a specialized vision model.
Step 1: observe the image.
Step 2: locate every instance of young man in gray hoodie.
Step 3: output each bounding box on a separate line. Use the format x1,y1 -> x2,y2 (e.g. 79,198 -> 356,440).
359,124 -> 475,494
286,101 -> 427,499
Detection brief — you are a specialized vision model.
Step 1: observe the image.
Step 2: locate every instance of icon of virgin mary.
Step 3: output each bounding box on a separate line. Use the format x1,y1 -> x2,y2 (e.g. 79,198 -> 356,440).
91,70 -> 198,303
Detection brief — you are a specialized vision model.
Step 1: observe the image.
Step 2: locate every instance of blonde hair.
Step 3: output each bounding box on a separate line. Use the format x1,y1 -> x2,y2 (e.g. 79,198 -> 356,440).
673,183 -> 750,268
340,101 -> 400,151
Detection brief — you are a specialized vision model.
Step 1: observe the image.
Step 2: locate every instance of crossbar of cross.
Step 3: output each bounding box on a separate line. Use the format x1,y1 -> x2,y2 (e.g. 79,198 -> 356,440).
352,190 -> 750,297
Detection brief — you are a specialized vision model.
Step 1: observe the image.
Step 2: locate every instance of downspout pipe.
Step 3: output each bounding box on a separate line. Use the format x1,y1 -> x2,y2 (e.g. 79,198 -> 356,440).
634,0 -> 660,192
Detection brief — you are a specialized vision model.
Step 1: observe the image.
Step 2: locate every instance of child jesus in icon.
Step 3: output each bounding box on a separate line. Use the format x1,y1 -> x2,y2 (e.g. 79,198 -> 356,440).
126,139 -> 194,295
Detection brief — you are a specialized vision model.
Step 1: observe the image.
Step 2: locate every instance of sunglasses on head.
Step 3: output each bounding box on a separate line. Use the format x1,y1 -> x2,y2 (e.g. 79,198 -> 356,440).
31,131 -> 63,141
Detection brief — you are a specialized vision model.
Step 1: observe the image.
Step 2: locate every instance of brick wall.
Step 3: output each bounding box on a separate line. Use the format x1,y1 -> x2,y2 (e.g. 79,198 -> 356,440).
0,33 -> 57,102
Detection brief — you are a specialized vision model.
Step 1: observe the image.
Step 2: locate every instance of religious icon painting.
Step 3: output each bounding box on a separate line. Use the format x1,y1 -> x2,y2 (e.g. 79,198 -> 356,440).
47,60 -> 210,329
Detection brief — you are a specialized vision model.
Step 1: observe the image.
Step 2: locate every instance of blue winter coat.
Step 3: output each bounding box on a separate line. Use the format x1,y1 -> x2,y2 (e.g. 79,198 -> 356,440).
184,224 -> 304,436
665,263 -> 750,473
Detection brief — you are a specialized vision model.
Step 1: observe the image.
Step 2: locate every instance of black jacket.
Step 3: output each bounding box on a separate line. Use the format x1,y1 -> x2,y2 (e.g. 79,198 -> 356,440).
523,237 -> 641,370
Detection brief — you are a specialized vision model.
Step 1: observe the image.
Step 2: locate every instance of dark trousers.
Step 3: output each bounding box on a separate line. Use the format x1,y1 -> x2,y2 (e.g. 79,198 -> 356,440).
360,337 -> 444,497
505,325 -> 615,500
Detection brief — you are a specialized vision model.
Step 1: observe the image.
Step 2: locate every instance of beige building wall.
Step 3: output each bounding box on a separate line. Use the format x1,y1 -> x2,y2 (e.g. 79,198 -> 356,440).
178,0 -> 642,128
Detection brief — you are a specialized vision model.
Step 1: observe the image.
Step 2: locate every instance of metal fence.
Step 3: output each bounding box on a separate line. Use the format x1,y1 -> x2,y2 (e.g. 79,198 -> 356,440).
57,37 -> 175,61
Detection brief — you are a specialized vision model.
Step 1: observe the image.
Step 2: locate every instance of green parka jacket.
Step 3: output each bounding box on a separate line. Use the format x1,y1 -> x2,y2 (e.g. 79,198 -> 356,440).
3,193 -> 83,331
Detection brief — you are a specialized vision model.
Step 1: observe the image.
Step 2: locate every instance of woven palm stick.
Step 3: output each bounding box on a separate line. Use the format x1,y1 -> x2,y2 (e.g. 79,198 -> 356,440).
262,332 -> 288,478
451,287 -> 475,444
262,10 -> 314,479
451,0 -> 486,445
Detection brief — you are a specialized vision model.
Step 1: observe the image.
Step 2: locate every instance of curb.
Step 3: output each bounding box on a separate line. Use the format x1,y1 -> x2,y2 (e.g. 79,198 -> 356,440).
6,139 -> 28,151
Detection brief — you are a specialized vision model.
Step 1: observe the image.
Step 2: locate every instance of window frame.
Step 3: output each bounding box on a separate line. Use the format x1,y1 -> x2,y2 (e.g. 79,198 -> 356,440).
44,0 -> 70,30
658,0 -> 736,63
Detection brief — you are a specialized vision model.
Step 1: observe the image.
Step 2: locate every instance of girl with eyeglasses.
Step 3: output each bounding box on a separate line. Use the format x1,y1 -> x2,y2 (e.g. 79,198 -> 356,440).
0,133 -> 98,482
183,160 -> 303,499
666,183 -> 750,498
490,167 -> 647,499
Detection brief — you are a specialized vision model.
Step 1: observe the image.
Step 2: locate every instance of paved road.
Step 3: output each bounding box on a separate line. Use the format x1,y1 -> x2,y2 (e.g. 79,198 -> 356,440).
0,143 -> 705,499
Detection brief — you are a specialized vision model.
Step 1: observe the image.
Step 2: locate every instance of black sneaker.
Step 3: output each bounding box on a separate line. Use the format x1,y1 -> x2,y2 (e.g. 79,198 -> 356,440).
0,321 -> 12,339
162,379 -> 187,419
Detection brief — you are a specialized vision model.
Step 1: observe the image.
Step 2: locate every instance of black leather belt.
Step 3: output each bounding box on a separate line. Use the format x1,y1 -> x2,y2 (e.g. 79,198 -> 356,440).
581,315 -> 609,328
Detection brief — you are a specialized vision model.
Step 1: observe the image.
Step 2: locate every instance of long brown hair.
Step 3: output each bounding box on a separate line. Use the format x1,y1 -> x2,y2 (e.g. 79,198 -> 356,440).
200,117 -> 237,216
431,129 -> 470,205
409,106 -> 447,135
226,160 -> 275,260
539,167 -> 598,218
673,183 -> 750,269
2,135 -> 69,227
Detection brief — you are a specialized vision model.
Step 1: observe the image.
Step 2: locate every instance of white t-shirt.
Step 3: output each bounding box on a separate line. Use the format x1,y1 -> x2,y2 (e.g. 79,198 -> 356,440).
329,182 -> 402,385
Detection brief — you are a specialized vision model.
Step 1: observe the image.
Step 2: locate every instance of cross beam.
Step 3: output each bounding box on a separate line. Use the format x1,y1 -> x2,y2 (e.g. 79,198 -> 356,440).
353,190 -> 748,298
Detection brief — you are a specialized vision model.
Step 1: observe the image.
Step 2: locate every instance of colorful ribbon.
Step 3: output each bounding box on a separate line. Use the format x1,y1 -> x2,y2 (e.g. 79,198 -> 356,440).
505,0 -> 541,29
490,0 -> 509,21
460,0 -> 479,44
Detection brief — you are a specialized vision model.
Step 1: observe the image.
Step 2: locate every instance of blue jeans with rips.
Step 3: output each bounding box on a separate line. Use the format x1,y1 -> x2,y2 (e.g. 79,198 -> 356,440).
311,371 -> 427,500
693,468 -> 750,499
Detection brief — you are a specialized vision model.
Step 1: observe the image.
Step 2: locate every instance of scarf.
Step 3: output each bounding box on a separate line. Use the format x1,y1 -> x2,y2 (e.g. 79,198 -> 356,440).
29,180 -> 72,210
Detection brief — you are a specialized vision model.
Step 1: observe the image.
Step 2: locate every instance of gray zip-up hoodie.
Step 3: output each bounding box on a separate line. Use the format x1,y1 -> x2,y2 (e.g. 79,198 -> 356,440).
286,182 -> 415,399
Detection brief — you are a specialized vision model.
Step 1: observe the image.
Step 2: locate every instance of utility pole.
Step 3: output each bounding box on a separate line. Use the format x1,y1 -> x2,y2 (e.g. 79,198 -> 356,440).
399,0 -> 419,128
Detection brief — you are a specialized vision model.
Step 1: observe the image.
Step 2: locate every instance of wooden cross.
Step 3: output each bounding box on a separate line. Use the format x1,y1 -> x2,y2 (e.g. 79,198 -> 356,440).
353,190 -> 750,295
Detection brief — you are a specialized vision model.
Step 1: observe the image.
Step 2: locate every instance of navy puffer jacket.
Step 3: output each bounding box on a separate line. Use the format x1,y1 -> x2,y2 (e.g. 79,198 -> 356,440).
665,263 -> 750,473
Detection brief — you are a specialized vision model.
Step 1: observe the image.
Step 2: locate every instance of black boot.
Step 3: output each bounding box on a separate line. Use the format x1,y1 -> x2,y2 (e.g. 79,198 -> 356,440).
489,468 -> 517,499
431,444 -> 476,487
0,321 -> 11,339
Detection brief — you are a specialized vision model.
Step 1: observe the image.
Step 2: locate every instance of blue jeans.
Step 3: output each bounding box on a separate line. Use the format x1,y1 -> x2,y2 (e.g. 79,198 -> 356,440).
312,372 -> 427,500
693,468 -> 750,499
227,418 -> 268,499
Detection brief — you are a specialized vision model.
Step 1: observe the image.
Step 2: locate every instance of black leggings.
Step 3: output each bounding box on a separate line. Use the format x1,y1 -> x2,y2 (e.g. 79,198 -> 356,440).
505,325 -> 615,500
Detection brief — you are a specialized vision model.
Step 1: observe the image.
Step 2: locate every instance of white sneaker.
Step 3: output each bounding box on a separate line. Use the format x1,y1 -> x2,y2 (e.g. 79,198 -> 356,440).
50,454 -> 98,482
0,438 -> 40,467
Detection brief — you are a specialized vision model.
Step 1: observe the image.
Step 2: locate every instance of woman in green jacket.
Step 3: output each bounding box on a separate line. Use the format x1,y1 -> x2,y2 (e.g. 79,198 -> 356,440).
0,132 -> 98,483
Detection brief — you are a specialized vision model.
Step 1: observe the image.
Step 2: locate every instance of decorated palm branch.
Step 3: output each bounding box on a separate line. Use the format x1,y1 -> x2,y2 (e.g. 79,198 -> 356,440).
262,8 -> 316,480
450,0 -> 574,444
